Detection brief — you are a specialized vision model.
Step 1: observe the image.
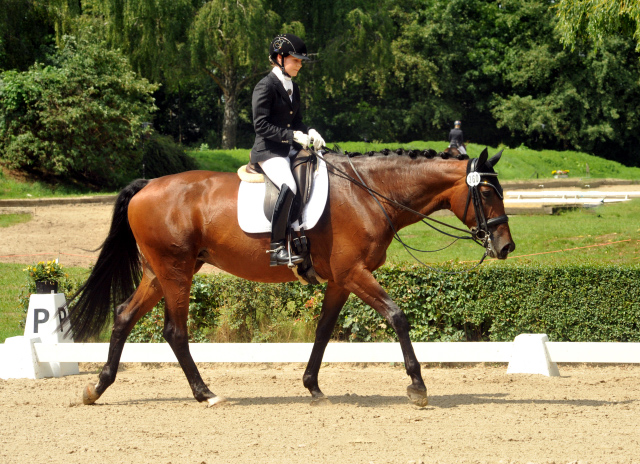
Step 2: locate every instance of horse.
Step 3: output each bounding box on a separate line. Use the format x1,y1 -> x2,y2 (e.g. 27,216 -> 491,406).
66,147 -> 515,407
442,145 -> 467,159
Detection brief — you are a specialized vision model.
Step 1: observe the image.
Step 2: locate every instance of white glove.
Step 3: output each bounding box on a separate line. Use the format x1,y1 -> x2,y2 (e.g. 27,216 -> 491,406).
308,128 -> 326,150
293,130 -> 310,148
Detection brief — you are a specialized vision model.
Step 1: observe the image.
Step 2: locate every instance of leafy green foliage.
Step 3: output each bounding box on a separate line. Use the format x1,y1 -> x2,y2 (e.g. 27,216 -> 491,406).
0,0 -> 55,72
141,134 -> 197,179
336,263 -> 640,342
555,0 -> 640,52
4,0 -> 640,182
17,262 -> 79,329
83,0 -> 196,84
0,33 -> 158,188
127,274 -> 321,343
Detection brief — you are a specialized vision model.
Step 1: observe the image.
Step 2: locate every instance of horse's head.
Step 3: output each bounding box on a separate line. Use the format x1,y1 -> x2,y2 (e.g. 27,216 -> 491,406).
452,148 -> 515,259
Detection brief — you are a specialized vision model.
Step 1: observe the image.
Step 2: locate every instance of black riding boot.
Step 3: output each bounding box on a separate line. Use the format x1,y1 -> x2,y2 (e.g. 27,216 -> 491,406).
269,184 -> 304,267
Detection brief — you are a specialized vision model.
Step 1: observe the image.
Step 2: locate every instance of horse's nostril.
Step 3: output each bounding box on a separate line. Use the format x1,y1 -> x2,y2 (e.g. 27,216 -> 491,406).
502,242 -> 515,256
499,242 -> 514,258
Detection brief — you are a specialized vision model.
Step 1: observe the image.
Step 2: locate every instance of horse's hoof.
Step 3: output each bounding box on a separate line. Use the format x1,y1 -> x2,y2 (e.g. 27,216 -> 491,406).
310,395 -> 331,407
407,385 -> 428,407
206,395 -> 227,407
82,383 -> 101,405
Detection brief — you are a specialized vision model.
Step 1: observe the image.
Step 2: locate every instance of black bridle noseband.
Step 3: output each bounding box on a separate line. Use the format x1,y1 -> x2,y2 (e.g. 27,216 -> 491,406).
315,148 -> 508,271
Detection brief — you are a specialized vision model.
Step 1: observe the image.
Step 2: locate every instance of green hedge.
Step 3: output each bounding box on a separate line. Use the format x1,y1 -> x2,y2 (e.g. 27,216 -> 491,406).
338,263 -> 640,343
126,263 -> 640,343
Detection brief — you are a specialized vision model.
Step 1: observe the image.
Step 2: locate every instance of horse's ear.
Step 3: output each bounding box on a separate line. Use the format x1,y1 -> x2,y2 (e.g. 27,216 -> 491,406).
477,147 -> 488,166
488,149 -> 503,167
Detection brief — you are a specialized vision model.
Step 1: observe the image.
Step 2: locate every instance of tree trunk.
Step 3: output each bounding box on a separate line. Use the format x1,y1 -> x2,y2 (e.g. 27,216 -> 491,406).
221,91 -> 238,149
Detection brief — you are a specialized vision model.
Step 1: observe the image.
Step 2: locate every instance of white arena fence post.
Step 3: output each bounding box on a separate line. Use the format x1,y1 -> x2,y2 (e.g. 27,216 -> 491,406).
506,334 -> 560,376
0,292 -> 78,380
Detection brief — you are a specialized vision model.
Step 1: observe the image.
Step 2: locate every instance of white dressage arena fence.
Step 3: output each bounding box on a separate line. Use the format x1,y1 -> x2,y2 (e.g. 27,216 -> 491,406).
2,294 -> 640,380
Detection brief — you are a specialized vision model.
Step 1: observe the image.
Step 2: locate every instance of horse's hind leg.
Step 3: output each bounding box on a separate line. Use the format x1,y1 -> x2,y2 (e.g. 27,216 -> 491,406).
303,283 -> 350,403
83,268 -> 163,405
159,274 -> 223,406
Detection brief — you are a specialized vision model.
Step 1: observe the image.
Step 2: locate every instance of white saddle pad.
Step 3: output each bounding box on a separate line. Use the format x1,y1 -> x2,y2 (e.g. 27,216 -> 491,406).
237,158 -> 328,233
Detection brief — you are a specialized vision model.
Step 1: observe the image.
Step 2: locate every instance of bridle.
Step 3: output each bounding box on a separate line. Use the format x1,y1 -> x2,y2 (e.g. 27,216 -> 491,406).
315,149 -> 508,269
462,156 -> 509,256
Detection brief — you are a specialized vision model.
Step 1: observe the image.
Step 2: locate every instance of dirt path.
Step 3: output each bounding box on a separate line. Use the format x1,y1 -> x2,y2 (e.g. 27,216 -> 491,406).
0,202 -> 215,272
1,363 -> 639,463
0,203 -> 112,267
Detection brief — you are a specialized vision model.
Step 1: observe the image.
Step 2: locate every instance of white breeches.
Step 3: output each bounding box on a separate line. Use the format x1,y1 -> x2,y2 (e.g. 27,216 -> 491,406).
258,156 -> 297,195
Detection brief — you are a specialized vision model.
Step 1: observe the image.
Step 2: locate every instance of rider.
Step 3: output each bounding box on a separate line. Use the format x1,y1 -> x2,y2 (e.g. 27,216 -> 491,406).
250,34 -> 326,267
448,120 -> 466,155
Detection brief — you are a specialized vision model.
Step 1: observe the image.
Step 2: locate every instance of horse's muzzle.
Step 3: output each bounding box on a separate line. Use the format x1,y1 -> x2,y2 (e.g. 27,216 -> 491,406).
486,234 -> 515,260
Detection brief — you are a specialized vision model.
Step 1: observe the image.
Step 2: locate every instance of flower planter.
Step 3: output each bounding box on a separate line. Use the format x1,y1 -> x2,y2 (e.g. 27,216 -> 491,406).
35,281 -> 59,294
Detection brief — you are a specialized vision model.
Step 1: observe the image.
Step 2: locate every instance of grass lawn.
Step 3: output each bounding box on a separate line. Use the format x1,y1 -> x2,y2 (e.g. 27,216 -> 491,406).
0,263 -> 29,342
386,199 -> 640,266
0,213 -> 32,228
0,169 -> 117,199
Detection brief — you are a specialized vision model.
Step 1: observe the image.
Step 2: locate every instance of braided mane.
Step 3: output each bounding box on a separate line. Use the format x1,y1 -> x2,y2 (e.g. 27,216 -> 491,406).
326,146 -> 470,161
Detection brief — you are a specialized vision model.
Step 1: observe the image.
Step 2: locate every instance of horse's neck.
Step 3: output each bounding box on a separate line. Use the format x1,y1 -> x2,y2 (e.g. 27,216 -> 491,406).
345,155 -> 465,228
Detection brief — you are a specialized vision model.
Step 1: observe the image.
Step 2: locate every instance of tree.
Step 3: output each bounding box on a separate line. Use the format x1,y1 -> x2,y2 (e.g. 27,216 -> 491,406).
189,0 -> 281,149
486,0 -> 640,165
0,0 -> 55,71
555,0 -> 640,51
270,0 -> 396,143
83,0 -> 198,84
0,33 -> 158,187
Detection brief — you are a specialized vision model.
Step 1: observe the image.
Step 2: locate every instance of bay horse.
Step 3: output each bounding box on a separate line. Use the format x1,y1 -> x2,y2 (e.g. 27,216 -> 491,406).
442,145 -> 466,159
66,147 -> 515,407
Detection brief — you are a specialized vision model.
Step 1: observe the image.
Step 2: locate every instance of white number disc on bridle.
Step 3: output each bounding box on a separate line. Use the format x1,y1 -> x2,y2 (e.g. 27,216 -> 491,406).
466,172 -> 481,187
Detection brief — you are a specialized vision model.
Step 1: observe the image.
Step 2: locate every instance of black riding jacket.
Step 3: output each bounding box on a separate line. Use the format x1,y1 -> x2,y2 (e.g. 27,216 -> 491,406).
449,128 -> 464,147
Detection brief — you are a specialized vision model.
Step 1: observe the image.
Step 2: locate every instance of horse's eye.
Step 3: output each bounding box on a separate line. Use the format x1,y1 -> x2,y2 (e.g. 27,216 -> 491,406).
481,189 -> 492,199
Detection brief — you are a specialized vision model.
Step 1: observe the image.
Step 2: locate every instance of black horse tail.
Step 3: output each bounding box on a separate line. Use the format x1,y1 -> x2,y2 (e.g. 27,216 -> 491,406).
65,179 -> 150,341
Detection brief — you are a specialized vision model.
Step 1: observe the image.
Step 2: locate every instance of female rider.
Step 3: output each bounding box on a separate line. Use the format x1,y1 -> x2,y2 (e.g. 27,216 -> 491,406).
250,34 -> 326,267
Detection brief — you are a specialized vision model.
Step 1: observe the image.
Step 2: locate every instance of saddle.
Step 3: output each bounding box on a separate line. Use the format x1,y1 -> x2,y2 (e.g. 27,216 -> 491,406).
245,150 -> 318,223
239,150 -> 324,285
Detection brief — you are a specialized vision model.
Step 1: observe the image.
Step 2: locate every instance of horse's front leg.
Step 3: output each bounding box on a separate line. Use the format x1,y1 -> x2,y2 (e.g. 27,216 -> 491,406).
344,269 -> 428,407
303,282 -> 350,403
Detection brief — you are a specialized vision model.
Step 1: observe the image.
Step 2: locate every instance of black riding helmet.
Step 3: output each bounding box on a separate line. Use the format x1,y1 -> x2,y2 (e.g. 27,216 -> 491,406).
269,34 -> 311,67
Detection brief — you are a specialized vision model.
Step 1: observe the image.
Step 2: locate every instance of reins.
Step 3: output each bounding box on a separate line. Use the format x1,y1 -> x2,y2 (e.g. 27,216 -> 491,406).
315,149 -> 506,273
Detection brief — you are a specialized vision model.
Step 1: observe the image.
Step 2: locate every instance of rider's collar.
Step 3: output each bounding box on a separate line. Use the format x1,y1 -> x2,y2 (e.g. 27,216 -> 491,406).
272,66 -> 292,83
